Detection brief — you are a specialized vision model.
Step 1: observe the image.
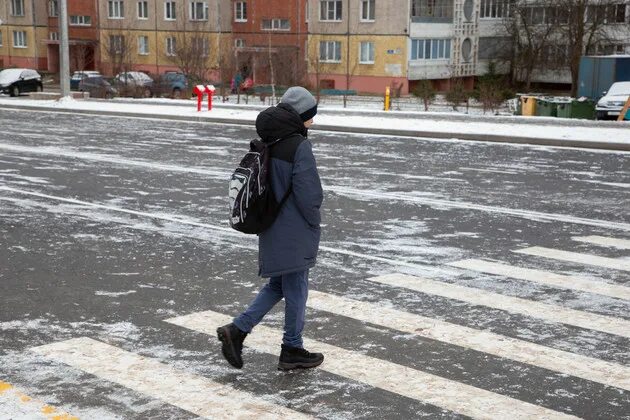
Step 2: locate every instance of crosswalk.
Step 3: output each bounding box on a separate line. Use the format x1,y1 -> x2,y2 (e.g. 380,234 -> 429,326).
23,235 -> 630,418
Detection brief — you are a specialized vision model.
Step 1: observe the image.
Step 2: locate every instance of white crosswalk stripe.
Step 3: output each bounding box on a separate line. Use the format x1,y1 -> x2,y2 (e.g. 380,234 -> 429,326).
307,290 -> 630,391
165,310 -> 580,420
514,246 -> 630,272
573,235 -> 630,250
369,274 -> 630,338
30,337 -> 313,420
448,258 -> 630,300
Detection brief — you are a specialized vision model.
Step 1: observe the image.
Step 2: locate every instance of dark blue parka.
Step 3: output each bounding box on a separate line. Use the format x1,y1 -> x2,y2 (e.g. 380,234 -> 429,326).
256,103 -> 323,278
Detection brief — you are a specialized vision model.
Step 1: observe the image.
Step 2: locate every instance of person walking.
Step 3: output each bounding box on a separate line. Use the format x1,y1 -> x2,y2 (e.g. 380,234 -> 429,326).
217,86 -> 324,371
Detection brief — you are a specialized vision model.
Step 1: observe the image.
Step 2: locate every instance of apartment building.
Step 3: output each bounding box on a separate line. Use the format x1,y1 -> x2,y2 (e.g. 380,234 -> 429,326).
307,0 -> 409,94
231,0 -> 308,86
0,0 -> 48,69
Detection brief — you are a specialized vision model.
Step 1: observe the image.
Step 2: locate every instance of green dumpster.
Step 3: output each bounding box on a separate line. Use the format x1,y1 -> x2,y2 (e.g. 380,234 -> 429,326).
556,99 -> 596,120
535,98 -> 559,117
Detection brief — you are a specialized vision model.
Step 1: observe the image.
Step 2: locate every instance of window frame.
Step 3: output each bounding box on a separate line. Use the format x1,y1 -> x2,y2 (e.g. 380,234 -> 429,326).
13,30 -> 27,48
109,34 -> 124,53
360,0 -> 375,22
479,0 -> 510,20
164,1 -> 176,20
108,0 -> 125,19
138,1 -> 149,19
138,35 -> 149,55
234,1 -> 247,22
359,41 -> 375,63
189,1 -> 209,21
11,0 -> 25,17
410,38 -> 451,61
49,0 -> 59,17
319,0 -> 342,21
261,18 -> 291,31
319,40 -> 342,62
69,15 -> 92,26
166,36 -> 177,56
234,38 -> 245,48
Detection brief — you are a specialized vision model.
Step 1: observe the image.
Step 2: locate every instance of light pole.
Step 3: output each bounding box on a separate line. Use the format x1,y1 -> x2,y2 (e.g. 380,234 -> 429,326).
59,0 -> 70,97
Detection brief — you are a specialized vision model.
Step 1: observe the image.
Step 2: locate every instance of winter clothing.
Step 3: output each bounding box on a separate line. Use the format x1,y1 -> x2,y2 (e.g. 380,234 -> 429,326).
233,269 -> 309,348
278,344 -> 324,370
216,323 -> 248,369
280,86 -> 318,122
255,102 -> 323,278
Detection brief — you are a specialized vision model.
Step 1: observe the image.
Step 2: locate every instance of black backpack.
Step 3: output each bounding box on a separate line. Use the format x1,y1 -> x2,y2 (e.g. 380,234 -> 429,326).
228,137 -> 293,234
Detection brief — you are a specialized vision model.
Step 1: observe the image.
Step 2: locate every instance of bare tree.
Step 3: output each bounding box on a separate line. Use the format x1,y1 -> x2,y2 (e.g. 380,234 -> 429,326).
412,79 -> 436,111
104,27 -> 134,76
72,42 -> 97,73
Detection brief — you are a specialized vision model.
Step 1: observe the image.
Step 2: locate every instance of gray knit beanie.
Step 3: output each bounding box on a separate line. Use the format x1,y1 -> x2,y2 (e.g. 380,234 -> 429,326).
280,86 -> 318,122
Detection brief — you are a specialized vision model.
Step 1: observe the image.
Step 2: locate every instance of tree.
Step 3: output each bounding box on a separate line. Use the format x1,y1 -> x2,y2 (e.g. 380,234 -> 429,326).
412,79 -> 436,111
104,28 -> 133,76
445,78 -> 470,112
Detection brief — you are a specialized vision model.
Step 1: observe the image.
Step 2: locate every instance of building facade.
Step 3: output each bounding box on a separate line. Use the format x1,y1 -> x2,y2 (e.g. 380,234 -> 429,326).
0,0 -> 48,69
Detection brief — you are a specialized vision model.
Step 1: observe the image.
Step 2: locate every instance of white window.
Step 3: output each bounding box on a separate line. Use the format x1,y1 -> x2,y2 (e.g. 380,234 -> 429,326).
13,30 -> 27,48
190,1 -> 208,20
165,1 -> 176,20
320,40 -> 341,62
11,0 -> 25,16
110,35 -> 124,53
411,0 -> 453,19
138,35 -> 149,54
479,0 -> 510,19
192,37 -> 209,56
359,41 -> 374,63
70,15 -> 92,26
235,38 -> 245,48
49,32 -> 59,41
108,0 -> 124,18
138,1 -> 148,19
166,36 -> 176,55
235,1 -> 247,22
320,0 -> 342,21
410,38 -> 451,60
361,0 -> 375,21
49,0 -> 59,17
262,19 -> 290,30
0,32 -> 3,47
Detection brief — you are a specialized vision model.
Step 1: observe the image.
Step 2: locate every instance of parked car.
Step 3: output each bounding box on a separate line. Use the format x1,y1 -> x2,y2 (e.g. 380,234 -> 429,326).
78,76 -> 117,99
152,71 -> 189,98
596,81 -> 630,120
70,71 -> 101,90
0,68 -> 43,96
114,71 -> 153,97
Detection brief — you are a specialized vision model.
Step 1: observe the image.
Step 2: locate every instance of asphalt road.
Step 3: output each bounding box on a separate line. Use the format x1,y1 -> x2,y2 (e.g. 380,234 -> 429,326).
0,108 -> 629,419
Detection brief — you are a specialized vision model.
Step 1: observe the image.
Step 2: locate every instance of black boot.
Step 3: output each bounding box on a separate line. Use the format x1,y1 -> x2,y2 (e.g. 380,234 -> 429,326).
278,344 -> 324,371
216,323 -> 248,369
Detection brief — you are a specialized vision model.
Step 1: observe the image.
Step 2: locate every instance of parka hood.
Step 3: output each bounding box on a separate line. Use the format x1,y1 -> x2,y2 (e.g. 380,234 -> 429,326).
256,103 -> 307,142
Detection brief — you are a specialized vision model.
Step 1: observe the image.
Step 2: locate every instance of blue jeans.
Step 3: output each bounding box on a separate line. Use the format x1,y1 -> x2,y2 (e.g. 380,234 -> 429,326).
233,270 -> 309,348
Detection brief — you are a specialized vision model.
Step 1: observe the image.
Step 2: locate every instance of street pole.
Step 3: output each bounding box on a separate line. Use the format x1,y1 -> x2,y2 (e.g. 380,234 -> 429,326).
59,0 -> 70,98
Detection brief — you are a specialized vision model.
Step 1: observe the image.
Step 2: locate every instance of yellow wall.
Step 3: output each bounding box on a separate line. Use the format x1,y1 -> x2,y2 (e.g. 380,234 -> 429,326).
308,34 -> 407,78
1,25 -> 37,58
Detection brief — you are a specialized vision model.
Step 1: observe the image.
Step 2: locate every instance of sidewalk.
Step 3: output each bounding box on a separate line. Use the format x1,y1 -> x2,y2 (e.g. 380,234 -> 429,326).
0,96 -> 629,151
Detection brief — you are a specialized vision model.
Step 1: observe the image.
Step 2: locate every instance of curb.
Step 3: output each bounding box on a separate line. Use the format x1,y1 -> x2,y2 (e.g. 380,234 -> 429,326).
2,103 -> 629,152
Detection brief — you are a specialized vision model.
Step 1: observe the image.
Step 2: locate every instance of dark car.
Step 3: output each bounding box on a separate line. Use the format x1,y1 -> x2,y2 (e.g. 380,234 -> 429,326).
70,71 -> 102,91
0,68 -> 43,96
78,76 -> 117,99
152,71 -> 189,98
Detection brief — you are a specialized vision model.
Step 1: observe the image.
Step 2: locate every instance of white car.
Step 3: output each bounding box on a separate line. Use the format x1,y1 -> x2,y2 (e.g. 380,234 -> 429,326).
596,81 -> 630,120
114,71 -> 154,97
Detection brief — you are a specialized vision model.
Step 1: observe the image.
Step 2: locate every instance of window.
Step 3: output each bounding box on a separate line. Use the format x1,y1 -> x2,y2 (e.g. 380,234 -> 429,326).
190,1 -> 208,20
479,0 -> 510,19
13,30 -> 27,48
320,40 -> 341,62
235,1 -> 247,21
49,0 -> 59,17
138,35 -> 149,54
109,35 -> 124,53
361,0 -> 375,21
11,0 -> 25,16
359,41 -> 374,63
608,4 -> 627,23
235,38 -> 245,48
0,32 -> 3,47
320,0 -> 342,21
165,1 -> 176,19
166,36 -> 176,55
49,32 -> 59,41
108,0 -> 124,18
262,19 -> 290,30
70,15 -> 92,26
478,36 -> 510,59
192,37 -> 209,56
411,0 -> 452,19
410,38 -> 451,60
138,1 -> 148,19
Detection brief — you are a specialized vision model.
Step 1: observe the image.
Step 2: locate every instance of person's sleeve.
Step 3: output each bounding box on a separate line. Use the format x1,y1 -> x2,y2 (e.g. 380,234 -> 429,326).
292,140 -> 323,227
